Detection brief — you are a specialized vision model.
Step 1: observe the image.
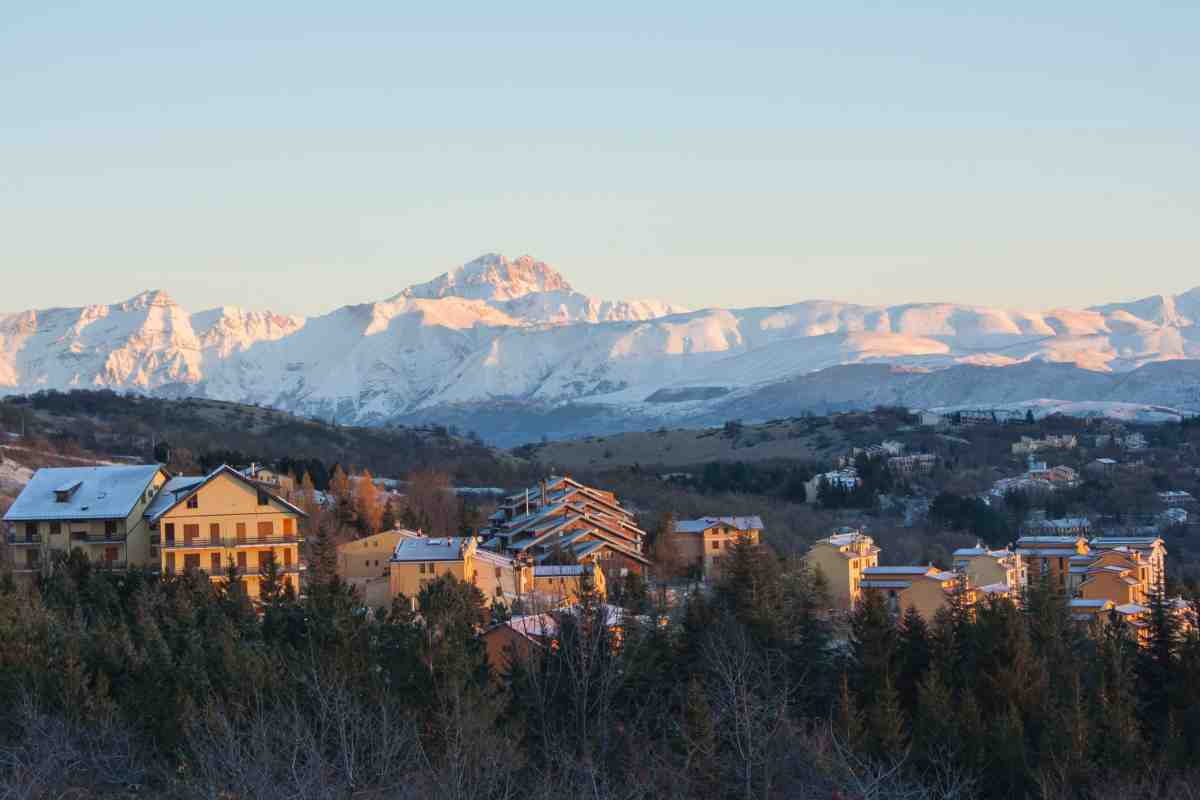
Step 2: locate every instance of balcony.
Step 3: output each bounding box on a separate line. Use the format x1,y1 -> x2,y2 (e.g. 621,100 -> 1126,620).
70,531 -> 128,545
5,534 -> 42,547
161,564 -> 301,577
155,535 -> 303,550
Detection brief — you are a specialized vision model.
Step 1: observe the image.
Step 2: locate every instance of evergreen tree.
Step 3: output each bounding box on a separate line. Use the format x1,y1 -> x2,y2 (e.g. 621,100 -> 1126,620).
895,605 -> 931,716
849,588 -> 897,704
866,675 -> 907,759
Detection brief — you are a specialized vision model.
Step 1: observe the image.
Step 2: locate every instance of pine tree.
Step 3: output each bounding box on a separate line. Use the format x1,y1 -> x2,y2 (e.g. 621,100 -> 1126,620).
834,671 -> 865,750
380,497 -> 397,531
895,605 -> 931,716
850,588 -> 897,704
867,675 -> 907,759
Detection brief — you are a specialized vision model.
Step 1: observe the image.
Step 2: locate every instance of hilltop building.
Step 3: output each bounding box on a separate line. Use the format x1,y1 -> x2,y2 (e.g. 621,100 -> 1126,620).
859,565 -> 973,622
952,543 -> 1026,596
337,528 -> 423,606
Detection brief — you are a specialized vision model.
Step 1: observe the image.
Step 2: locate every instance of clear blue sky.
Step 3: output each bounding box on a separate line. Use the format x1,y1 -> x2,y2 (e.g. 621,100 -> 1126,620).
3,2 -> 1198,316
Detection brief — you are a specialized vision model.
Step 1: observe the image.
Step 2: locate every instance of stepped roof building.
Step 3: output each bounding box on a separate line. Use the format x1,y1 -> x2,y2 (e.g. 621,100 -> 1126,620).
485,476 -> 651,576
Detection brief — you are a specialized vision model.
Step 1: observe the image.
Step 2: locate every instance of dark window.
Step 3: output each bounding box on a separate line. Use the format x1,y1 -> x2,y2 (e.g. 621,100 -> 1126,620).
105,520 -> 118,536
186,495 -> 198,509
25,523 -> 37,539
164,523 -> 175,544
210,553 -> 221,573
183,554 -> 201,572
237,552 -> 247,570
209,523 -> 220,543
257,489 -> 269,506
49,522 -> 61,535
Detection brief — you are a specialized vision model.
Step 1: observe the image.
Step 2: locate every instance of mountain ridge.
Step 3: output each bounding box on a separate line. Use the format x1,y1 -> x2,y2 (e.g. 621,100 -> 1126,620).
3,254 -> 1200,442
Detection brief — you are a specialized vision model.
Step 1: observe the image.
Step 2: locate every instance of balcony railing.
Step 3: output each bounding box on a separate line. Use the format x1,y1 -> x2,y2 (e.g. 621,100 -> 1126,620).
161,564 -> 301,577
70,531 -> 128,544
5,534 -> 42,547
152,534 -> 303,549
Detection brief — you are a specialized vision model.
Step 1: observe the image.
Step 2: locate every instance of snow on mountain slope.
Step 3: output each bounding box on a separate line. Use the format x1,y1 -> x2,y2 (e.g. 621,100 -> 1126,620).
2,254 -> 1200,438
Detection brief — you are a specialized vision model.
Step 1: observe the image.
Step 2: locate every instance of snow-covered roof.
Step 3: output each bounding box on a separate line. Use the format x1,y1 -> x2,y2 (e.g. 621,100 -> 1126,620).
674,515 -> 764,534
4,464 -> 165,522
1069,599 -> 1111,609
1015,536 -> 1082,545
391,536 -> 472,562
864,566 -> 933,576
144,464 -> 307,523
534,565 -> 588,577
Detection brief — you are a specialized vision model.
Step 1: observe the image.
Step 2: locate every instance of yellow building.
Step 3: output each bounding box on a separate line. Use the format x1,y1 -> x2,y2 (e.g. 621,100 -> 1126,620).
666,516 -> 763,580
860,565 -> 973,622
146,465 -> 306,600
805,528 -> 880,610
1077,549 -> 1151,607
337,529 -> 421,607
530,564 -> 606,606
3,464 -> 169,580
952,543 -> 1026,595
1015,536 -> 1089,589
388,536 -> 546,609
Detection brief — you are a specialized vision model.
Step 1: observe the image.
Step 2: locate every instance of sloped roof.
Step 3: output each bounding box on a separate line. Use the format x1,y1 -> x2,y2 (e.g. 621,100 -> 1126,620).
674,516 -> 764,534
145,464 -> 307,523
4,464 -> 166,522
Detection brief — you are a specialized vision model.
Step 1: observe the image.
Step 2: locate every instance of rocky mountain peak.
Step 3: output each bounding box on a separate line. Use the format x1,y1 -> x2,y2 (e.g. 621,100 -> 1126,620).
400,253 -> 574,303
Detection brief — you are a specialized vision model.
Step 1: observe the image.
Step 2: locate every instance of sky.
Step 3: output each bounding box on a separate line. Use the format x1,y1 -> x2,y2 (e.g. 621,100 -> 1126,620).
2,1 -> 1198,317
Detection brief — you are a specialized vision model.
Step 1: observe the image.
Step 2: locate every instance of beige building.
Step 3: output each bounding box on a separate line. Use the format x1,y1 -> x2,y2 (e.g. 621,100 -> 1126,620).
337,528 -> 421,607
805,529 -> 880,610
666,516 -> 763,580
3,464 -> 170,581
388,536 -> 566,610
860,565 -> 974,622
146,465 -> 306,600
1090,536 -> 1166,589
1015,536 -> 1090,589
952,543 -> 1026,595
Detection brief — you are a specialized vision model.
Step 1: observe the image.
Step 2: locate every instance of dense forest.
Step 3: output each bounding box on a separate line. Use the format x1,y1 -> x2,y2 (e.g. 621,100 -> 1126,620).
3,538 -> 1200,799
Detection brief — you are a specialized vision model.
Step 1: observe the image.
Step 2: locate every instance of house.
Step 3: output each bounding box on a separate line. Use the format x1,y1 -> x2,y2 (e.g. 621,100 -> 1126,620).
1012,435 -> 1078,455
145,465 -> 307,600
804,467 -> 860,503
1069,597 -> 1114,623
1025,517 -> 1092,537
1158,490 -> 1195,507
667,516 -> 763,580
388,535 -> 541,609
531,564 -> 607,606
859,565 -> 973,622
888,453 -> 937,475
1090,536 -> 1166,590
481,603 -> 628,671
917,410 -> 946,428
1122,433 -> 1148,451
484,477 -> 651,578
1014,536 -> 1090,588
805,529 -> 879,610
240,463 -> 295,493
337,528 -> 422,607
3,464 -> 170,580
1077,549 -> 1151,608
1163,507 -> 1189,526
952,543 -> 1026,594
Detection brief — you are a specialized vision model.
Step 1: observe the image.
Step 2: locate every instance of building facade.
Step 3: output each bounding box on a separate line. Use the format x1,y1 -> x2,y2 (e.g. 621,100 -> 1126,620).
667,515 -> 763,580
806,529 -> 880,610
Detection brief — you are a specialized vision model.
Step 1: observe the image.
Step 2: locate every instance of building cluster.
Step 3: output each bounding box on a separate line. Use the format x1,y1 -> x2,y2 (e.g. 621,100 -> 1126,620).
992,457 -> 1079,497
3,464 -> 305,599
806,525 -> 1186,641
841,441 -> 937,476
1012,434 -> 1078,455
804,467 -> 861,503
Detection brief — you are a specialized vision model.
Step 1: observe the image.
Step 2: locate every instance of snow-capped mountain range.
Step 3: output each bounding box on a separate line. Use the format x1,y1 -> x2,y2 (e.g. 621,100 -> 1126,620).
3,253 -> 1200,444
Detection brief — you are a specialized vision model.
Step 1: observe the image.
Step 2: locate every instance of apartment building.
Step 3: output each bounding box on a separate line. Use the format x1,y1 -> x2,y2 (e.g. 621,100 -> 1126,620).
1090,536 -> 1166,590
337,528 -> 422,607
3,464 -> 169,579
388,535 -> 547,609
859,565 -> 973,622
145,465 -> 306,600
667,515 -> 763,580
1077,548 -> 1151,607
805,529 -> 879,610
485,477 -> 651,577
1014,536 -> 1090,588
952,543 -> 1026,594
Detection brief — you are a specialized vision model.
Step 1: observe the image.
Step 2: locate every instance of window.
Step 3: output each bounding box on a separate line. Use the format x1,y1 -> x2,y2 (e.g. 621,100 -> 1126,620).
104,546 -> 118,563
183,524 -> 200,544
259,551 -> 274,571
209,523 -> 220,543
186,495 -> 198,509
237,552 -> 247,571
165,553 -> 176,575
711,540 -> 720,551
49,522 -> 61,536
282,518 -> 295,537
210,553 -> 221,573
257,489 -> 269,506
419,563 -> 426,574
236,522 -> 247,543
257,521 -> 273,540
428,562 -> 436,575
183,554 -> 201,572
495,567 -> 503,579
105,520 -> 118,537
25,523 -> 37,539
284,549 -> 293,567
164,523 -> 175,544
